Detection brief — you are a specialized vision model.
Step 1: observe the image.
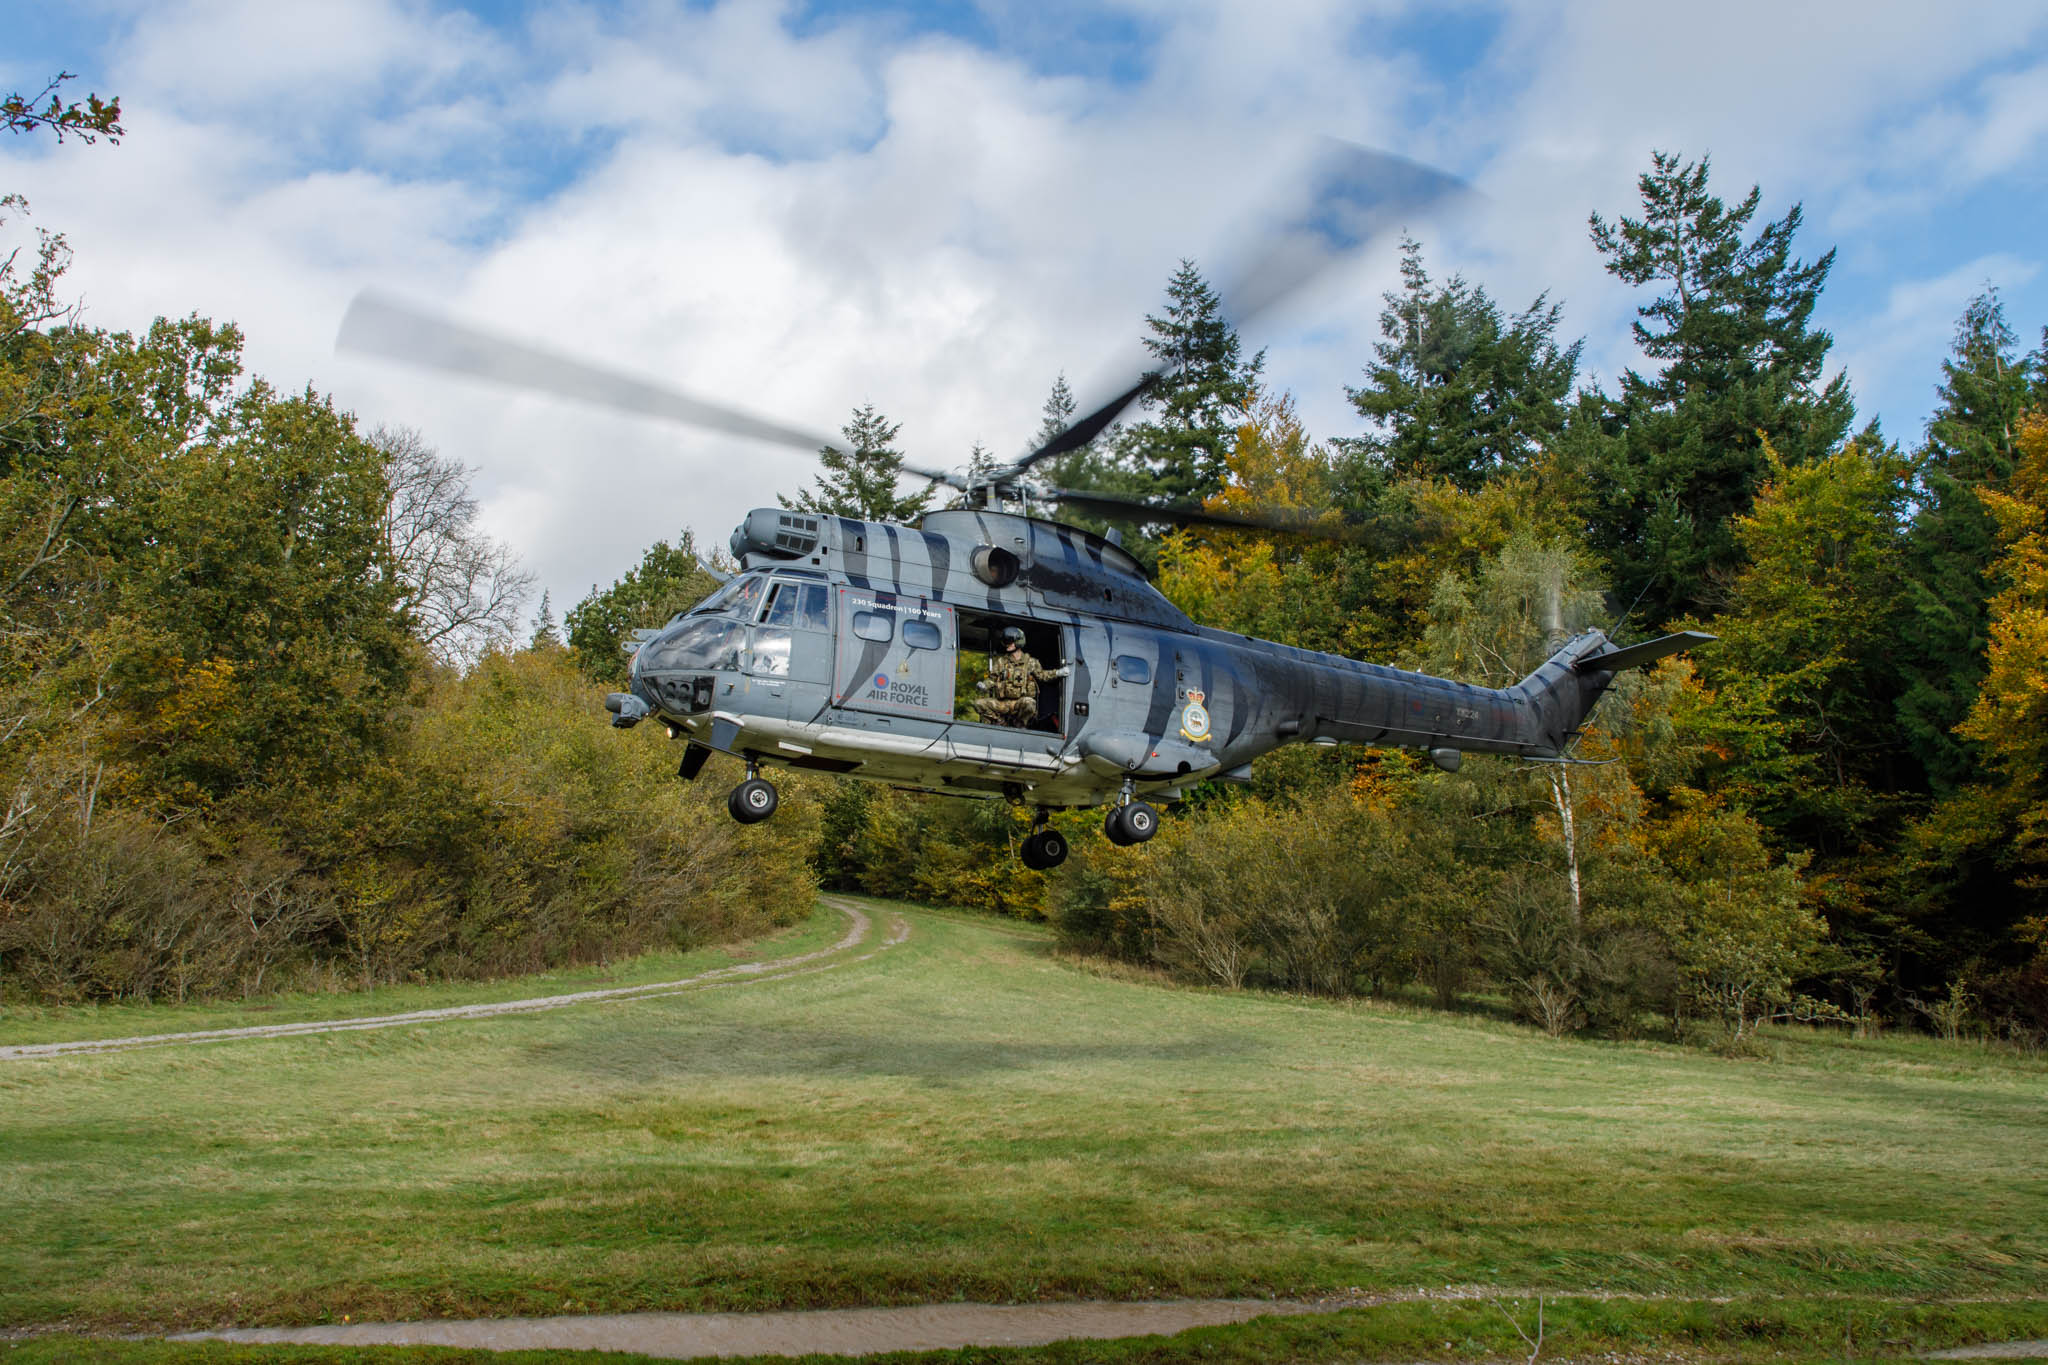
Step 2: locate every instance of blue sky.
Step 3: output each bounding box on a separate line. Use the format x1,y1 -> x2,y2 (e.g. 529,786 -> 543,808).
6,0 -> 2047,612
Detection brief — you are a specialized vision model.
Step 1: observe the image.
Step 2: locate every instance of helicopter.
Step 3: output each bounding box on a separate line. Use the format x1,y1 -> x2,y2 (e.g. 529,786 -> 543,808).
337,143 -> 1712,870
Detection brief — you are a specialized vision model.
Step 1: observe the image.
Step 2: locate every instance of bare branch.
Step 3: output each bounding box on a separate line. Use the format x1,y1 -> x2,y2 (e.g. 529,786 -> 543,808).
370,425 -> 534,668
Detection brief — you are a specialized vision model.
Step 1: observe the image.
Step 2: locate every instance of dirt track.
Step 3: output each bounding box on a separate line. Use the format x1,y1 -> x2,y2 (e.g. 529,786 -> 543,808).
0,896 -> 901,1061
173,1298 -> 1324,1358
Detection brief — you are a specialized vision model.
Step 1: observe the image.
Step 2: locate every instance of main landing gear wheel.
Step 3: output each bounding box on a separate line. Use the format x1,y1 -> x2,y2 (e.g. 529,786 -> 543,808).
1103,801 -> 1159,846
728,777 -> 778,824
1020,828 -> 1069,870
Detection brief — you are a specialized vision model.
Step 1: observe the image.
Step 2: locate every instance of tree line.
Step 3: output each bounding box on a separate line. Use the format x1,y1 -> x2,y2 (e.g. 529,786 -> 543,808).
7,73 -> 2044,1051
771,152 -> 2047,1050
0,83 -> 816,1001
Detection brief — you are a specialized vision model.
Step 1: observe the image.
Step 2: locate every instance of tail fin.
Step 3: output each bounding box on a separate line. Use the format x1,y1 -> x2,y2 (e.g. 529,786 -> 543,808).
1570,630 -> 1716,678
1514,630 -> 1714,756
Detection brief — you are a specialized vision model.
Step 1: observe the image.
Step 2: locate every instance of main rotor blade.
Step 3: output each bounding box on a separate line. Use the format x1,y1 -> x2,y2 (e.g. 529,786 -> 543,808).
1006,139 -> 1475,482
1009,372 -> 1161,477
1045,486 -> 1356,540
337,291 -> 844,455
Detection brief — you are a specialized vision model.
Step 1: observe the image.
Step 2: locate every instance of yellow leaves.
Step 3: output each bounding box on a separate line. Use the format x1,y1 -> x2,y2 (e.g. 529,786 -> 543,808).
1205,391 -> 1342,526
154,657 -> 238,739
1961,414 -> 2048,862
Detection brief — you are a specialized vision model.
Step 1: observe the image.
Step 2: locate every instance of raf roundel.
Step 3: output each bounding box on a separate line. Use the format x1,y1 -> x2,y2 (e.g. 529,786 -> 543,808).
874,673 -> 889,689
1179,689 -> 1212,744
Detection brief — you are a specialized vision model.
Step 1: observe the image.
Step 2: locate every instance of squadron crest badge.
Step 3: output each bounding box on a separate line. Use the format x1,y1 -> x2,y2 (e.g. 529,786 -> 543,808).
1179,689 -> 1212,744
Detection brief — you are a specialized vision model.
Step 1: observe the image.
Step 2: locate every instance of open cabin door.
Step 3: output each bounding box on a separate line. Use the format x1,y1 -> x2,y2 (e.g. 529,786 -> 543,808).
832,587 -> 956,722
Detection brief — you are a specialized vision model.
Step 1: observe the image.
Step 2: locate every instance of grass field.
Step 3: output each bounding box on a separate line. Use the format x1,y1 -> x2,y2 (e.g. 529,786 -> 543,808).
4,897 -> 2046,1357
0,908 -> 856,1047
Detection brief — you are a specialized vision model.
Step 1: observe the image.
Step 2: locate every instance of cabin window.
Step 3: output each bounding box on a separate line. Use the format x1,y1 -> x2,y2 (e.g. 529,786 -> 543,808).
1115,655 -> 1151,685
761,582 -> 796,627
851,609 -> 894,643
902,619 -> 942,651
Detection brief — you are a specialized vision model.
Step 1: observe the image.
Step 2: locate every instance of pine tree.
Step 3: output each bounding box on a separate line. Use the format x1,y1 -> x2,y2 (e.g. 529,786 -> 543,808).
950,440 -> 998,508
1575,152 -> 1855,624
1896,291 -> 2043,788
528,589 -> 559,649
1344,239 -> 1582,492
1034,372 -> 1077,453
779,403 -> 932,522
1116,260 -> 1265,503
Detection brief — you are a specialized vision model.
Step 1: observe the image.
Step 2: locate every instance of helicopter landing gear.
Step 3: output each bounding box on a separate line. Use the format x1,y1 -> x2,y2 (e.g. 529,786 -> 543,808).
1103,798 -> 1159,847
1020,811 -> 1068,870
728,763 -> 778,825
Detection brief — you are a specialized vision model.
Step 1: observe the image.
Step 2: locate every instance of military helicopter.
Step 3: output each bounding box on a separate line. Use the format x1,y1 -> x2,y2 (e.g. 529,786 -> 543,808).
338,143 -> 1710,870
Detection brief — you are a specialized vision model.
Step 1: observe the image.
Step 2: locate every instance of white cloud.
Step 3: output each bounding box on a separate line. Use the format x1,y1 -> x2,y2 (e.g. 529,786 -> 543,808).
7,0 -> 2046,616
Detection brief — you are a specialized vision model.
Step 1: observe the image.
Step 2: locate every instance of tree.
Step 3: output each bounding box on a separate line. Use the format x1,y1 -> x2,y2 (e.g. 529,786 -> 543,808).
1157,391 -> 1348,651
1576,152 -> 1855,624
1682,438 -> 1912,863
1961,414 -> 2048,870
373,426 -> 532,669
949,440 -> 998,509
529,591 -> 559,650
1116,260 -> 1265,504
779,403 -> 931,522
1343,239 -> 1582,492
0,309 -> 420,808
3,73 -> 121,145
1034,371 -> 1077,452
564,532 -> 722,682
1895,292 -> 2042,789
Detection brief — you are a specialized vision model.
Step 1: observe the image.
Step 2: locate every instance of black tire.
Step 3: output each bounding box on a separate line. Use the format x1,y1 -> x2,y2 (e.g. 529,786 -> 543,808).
1036,828 -> 1069,867
728,777 -> 778,824
1019,831 -> 1049,870
1103,805 -> 1135,847
1121,801 -> 1159,843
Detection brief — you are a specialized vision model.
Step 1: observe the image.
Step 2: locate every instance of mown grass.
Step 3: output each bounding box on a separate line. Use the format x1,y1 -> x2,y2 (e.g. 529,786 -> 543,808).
3,898 -> 2044,1339
0,904 -> 855,1047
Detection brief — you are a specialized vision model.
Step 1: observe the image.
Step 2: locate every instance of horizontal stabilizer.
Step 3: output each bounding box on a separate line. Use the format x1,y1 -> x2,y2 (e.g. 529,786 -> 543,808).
1573,630 -> 1716,676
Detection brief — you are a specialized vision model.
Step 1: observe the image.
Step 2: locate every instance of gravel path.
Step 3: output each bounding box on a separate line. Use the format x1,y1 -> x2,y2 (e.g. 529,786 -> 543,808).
173,1298 -> 1320,1358
0,896 -> 899,1061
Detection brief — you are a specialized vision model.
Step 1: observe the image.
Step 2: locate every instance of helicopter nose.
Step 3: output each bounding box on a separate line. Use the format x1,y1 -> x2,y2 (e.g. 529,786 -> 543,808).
630,626 -> 722,718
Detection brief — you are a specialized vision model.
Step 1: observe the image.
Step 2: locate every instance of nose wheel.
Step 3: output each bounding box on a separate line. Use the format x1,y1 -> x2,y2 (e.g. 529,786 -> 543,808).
1103,800 -> 1158,847
728,774 -> 778,825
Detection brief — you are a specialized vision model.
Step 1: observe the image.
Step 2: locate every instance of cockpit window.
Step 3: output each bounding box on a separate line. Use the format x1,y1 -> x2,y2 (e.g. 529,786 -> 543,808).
692,574 -> 767,619
641,619 -> 744,673
762,581 -> 796,627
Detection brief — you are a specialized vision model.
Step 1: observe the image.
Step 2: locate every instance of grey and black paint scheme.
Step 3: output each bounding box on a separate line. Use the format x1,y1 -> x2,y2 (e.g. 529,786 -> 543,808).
607,507 -> 1712,836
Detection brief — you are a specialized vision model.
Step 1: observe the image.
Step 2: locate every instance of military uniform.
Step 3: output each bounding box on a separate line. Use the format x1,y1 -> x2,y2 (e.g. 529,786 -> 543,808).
976,646 -> 1065,727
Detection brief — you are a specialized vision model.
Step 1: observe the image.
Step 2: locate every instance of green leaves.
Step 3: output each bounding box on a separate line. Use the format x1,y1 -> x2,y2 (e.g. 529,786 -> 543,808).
779,402 -> 933,523
1576,151 -> 1855,626
1345,238 -> 1582,492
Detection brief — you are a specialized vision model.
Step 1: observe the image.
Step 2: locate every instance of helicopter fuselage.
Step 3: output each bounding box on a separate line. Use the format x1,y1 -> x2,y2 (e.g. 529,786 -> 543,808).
619,507 -> 1636,810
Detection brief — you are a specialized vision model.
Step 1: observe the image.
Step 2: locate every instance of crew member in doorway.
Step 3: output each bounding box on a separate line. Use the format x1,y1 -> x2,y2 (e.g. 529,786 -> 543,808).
976,626 -> 1069,727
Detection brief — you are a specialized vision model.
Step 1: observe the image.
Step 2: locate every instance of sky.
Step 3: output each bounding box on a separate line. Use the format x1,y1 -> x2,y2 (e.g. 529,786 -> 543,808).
6,0 -> 2048,621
